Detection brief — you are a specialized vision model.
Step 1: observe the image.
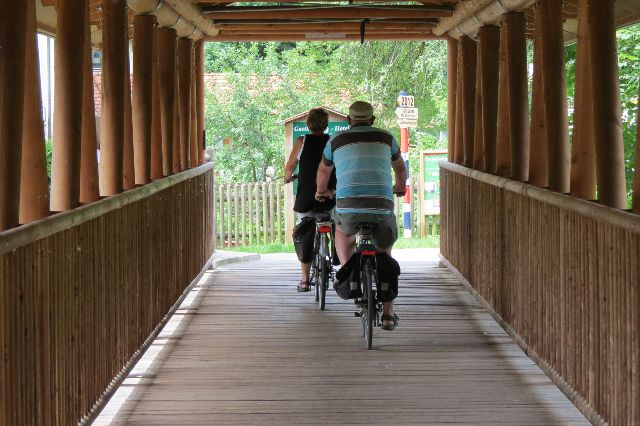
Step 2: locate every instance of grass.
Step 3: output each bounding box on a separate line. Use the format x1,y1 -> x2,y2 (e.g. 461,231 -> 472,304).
222,236 -> 440,254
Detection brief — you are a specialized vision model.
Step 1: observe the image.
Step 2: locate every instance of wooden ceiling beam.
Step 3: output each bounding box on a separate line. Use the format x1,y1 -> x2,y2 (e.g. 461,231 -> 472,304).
204,7 -> 452,21
214,22 -> 436,31
219,28 -> 435,34
205,33 -> 447,41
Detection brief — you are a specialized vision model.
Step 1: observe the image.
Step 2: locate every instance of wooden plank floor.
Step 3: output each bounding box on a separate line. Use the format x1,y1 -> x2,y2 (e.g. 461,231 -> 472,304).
96,249 -> 589,425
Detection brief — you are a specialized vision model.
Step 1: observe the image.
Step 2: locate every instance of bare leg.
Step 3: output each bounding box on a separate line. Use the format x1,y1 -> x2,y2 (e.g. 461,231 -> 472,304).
301,262 -> 311,282
334,226 -> 356,264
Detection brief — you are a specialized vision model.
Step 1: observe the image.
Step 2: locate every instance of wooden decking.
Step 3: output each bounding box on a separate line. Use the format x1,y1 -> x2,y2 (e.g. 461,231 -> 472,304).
95,249 -> 588,425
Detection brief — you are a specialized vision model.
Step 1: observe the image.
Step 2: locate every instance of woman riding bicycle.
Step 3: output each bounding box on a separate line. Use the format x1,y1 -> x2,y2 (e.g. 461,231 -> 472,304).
284,108 -> 336,292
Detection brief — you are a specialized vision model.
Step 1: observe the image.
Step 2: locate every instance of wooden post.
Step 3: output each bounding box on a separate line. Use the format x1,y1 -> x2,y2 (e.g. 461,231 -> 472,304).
132,14 -> 154,185
570,1 -> 596,199
0,2 -> 28,230
196,41 -> 205,165
479,26 -> 500,175
473,42 -> 483,171
248,183 -> 254,246
123,39 -> 135,190
496,19 -> 511,178
529,7 -> 548,188
241,183 -> 247,245
633,83 -> 640,213
79,3 -> 99,204
178,38 -> 193,170
538,0 -> 569,192
172,54 -> 181,173
454,40 -> 464,165
504,12 -> 529,182
51,0 -> 85,210
276,183 -> 282,243
262,182 -> 268,244
20,0 -> 50,224
150,25 -> 163,180
157,28 -> 176,176
460,36 -> 477,169
190,49 -> 198,168
226,184 -> 232,247
447,38 -> 458,163
100,0 -> 126,196
586,0 -> 627,208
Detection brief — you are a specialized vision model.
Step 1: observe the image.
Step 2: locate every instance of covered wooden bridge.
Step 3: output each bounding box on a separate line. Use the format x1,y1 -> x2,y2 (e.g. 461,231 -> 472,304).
0,0 -> 639,425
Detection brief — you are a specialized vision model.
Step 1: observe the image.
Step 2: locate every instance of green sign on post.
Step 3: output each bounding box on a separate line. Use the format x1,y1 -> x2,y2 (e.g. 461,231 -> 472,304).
422,152 -> 448,215
292,121 -> 349,192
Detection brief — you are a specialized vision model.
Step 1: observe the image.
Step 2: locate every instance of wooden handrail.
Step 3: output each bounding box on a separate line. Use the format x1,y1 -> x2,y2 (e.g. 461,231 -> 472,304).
440,161 -> 640,234
0,163 -> 214,255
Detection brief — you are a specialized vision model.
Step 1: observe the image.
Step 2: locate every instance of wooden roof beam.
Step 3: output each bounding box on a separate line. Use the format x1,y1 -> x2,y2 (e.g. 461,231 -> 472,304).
205,33 -> 447,41
214,22 -> 436,31
203,7 -> 453,21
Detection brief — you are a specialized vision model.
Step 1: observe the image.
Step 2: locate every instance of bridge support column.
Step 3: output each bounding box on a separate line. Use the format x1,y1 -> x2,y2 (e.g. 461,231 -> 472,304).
570,0 -> 596,199
479,26 -> 499,175
133,14 -> 154,185
123,36 -> 136,191
460,36 -> 476,169
178,37 -> 194,171
447,38 -> 458,163
20,0 -> 50,224
529,7 -> 548,188
472,42 -> 483,171
587,0 -> 627,209
51,0 -> 85,211
173,55 -> 181,173
190,49 -> 199,168
151,28 -> 164,180
157,27 -> 177,176
634,83 -> 640,213
454,40 -> 464,165
496,21 -> 511,178
196,40 -> 206,165
100,0 -> 126,196
504,12 -> 529,182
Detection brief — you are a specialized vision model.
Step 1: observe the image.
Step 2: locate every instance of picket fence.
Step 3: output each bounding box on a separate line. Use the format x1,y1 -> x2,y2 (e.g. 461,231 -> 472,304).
213,181 -> 434,248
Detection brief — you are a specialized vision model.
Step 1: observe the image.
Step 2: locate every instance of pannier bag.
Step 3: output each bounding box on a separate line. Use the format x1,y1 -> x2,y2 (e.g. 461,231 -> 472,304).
292,217 -> 316,263
334,252 -> 401,301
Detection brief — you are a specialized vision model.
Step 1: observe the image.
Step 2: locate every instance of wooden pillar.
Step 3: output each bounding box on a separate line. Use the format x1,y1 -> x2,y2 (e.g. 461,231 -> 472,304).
79,3 -> 99,204
123,39 -> 135,191
196,40 -> 205,165
151,26 -> 163,180
504,12 -> 529,182
633,83 -> 640,214
132,14 -> 154,185
586,0 -> 627,208
479,26 -> 500,175
496,21 -> 511,178
538,0 -> 569,192
20,0 -> 49,223
0,2 -> 28,230
157,27 -> 176,176
454,40 -> 464,165
172,53 -> 181,173
100,0 -> 126,196
178,38 -> 193,170
460,36 -> 477,169
447,38 -> 458,163
189,48 -> 198,168
570,0 -> 596,199
529,8 -> 548,188
472,42 -> 483,170
51,0 -> 85,211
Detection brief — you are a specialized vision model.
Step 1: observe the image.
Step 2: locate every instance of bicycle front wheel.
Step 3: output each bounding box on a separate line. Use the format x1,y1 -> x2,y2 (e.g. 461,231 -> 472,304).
362,258 -> 375,350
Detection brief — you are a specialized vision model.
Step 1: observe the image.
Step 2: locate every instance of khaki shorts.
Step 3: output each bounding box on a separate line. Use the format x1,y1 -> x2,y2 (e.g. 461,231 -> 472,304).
331,209 -> 398,250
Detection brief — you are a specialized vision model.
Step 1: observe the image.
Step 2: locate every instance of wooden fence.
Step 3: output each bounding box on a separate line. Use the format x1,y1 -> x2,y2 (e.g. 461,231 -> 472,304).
440,162 -> 639,426
214,181 -> 430,247
0,164 -> 214,425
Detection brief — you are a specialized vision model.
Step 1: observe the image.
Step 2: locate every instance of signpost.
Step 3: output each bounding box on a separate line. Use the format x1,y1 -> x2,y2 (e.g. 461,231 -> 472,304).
396,92 -> 418,238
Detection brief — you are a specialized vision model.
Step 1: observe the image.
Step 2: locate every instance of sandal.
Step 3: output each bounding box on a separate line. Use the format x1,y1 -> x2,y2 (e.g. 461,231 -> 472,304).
297,281 -> 310,292
381,313 -> 399,331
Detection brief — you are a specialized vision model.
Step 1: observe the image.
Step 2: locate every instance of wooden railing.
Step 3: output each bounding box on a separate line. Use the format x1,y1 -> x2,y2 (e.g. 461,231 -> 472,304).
0,164 -> 214,425
440,162 -> 639,426
214,181 -> 430,247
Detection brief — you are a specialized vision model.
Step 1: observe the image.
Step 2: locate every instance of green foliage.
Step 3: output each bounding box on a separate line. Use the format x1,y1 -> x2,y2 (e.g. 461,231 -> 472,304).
204,40 -> 449,183
45,139 -> 52,178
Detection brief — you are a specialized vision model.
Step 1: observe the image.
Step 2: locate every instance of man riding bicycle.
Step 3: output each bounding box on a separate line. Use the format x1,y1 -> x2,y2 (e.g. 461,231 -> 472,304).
315,101 -> 407,331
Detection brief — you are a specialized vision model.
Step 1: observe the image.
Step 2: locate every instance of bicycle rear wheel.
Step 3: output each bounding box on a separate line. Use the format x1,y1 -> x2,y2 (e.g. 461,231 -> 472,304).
362,258 -> 375,350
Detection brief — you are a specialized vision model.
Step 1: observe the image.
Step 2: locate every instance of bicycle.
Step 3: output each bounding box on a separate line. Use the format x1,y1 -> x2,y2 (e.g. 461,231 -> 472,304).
308,211 -> 334,310
352,223 -> 383,350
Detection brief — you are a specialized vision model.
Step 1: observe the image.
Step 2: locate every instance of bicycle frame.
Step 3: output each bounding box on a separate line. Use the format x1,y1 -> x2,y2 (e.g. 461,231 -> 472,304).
310,212 -> 334,310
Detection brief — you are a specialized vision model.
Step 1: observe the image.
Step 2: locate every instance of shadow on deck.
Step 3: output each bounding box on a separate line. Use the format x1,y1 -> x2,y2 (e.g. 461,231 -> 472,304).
95,249 -> 588,425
